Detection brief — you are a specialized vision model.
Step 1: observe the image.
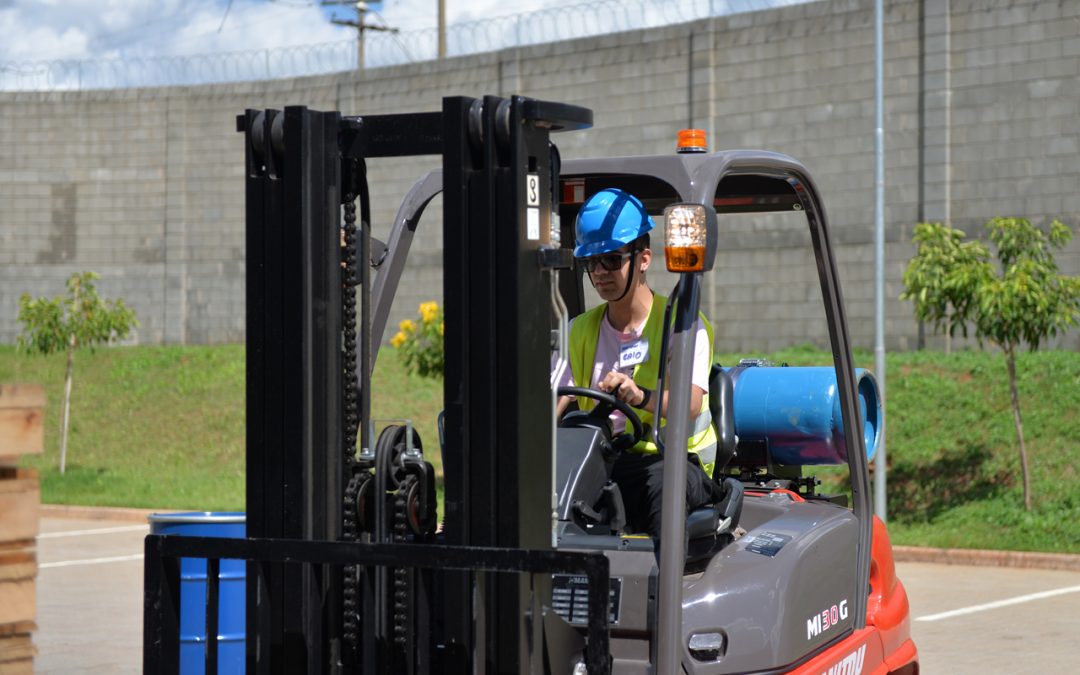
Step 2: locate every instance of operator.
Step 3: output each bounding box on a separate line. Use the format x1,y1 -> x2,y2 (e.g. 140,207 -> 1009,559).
554,188 -> 718,542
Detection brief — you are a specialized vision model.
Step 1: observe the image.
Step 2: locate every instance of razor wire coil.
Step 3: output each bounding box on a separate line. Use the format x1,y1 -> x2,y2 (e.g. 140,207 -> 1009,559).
0,0 -> 811,91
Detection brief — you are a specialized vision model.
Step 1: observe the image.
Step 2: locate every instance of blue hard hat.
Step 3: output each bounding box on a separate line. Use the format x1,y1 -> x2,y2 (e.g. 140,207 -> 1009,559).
574,188 -> 654,258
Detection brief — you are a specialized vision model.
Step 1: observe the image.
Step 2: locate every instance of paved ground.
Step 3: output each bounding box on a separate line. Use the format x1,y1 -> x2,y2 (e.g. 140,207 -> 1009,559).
34,515 -> 1080,673
903,561 -> 1080,674
37,517 -> 147,674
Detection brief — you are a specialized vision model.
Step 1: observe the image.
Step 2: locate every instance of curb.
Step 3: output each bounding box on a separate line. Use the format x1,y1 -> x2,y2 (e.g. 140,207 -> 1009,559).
41,504 -> 162,523
893,545 -> 1080,572
41,505 -> 1080,572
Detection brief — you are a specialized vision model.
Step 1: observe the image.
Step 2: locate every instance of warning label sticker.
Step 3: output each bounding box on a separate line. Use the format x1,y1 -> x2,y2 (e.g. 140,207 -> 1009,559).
743,531 -> 792,557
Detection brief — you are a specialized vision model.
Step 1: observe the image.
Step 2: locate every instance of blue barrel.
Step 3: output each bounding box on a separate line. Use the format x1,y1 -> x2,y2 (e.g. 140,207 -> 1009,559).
728,366 -> 882,465
148,512 -> 245,675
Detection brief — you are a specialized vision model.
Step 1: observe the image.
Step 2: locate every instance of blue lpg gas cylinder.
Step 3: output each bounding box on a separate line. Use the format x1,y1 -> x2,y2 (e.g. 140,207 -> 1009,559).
728,365 -> 881,465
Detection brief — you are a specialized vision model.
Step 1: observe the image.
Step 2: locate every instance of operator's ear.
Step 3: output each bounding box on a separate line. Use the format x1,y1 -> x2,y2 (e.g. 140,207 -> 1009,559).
639,247 -> 652,273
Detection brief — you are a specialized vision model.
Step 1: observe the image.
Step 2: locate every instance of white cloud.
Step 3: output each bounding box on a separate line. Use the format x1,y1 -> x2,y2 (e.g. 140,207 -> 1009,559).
373,0 -> 558,30
0,0 -> 563,65
2,0 -> 807,66
0,0 -> 352,64
0,0 -> 804,87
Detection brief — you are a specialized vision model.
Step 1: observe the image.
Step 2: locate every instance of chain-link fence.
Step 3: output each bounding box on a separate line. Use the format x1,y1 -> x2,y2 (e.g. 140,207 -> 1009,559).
0,0 -> 810,91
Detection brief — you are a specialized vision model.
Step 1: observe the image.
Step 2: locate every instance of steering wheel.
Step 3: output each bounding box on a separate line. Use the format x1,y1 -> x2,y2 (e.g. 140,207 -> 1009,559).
558,386 -> 645,452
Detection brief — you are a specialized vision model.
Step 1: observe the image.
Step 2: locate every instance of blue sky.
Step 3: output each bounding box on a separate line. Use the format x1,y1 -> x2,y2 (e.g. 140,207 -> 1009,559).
0,0 -> 554,64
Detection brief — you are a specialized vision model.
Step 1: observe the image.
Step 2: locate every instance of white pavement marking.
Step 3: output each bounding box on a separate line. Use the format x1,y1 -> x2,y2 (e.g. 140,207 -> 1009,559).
38,525 -> 148,539
916,584 -> 1080,622
39,554 -> 145,569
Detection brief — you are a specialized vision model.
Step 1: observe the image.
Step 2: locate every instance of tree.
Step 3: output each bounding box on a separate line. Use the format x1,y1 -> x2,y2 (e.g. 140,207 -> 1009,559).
16,272 -> 139,475
900,222 -> 989,353
901,218 -> 1080,510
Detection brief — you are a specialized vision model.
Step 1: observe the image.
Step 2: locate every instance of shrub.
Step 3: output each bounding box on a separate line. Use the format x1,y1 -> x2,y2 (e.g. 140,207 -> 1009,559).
392,301 -> 444,379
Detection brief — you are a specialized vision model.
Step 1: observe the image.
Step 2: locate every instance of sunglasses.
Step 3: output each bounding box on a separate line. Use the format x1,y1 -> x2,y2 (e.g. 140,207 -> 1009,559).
577,250 -> 635,273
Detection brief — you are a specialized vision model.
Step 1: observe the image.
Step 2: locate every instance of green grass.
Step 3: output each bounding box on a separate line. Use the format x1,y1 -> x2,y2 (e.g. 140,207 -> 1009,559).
0,345 -> 444,512
872,349 -> 1080,553
2,344 -> 1078,552
717,345 -> 1080,553
1,345 -> 246,510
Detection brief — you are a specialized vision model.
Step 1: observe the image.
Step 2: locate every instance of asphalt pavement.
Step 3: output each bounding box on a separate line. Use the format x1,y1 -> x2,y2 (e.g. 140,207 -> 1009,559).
34,514 -> 1080,673
903,561 -> 1080,674
36,516 -> 146,674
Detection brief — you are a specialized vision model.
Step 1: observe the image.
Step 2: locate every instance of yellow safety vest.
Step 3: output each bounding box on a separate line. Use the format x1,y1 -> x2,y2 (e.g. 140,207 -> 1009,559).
568,293 -> 718,475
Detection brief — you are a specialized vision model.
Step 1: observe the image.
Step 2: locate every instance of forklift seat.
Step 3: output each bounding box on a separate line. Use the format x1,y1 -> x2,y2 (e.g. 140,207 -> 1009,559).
686,506 -> 722,540
686,477 -> 744,540
685,477 -> 744,564
682,364 -> 744,565
707,363 -> 737,477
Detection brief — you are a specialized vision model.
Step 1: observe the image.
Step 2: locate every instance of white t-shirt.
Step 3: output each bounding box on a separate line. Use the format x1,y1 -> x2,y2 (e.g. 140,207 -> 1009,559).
553,307 -> 710,434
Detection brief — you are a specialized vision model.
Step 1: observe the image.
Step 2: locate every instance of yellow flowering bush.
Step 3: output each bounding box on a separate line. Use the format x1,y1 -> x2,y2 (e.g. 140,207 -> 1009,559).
419,301 -> 438,323
391,300 -> 445,378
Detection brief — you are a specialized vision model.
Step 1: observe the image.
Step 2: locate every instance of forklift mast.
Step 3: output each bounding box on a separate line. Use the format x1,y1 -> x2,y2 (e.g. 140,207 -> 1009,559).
225,96 -> 604,674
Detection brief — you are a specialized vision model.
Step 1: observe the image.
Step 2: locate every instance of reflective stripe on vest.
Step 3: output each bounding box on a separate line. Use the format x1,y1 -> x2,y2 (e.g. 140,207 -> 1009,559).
568,293 -> 717,474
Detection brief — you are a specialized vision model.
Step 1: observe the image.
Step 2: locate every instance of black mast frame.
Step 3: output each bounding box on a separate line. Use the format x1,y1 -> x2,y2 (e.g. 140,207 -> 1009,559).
145,96 -> 605,675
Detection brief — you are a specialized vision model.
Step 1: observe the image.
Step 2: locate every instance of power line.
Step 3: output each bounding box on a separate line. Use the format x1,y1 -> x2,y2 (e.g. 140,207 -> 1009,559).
218,0 -> 236,32
369,8 -> 414,61
83,4 -> 205,53
85,3 -> 302,55
157,5 -> 307,49
322,1 -> 398,69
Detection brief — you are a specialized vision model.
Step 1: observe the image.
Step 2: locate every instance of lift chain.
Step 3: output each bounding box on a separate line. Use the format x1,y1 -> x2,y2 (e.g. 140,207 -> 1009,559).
342,192 -> 360,467
342,192 -> 362,651
342,471 -> 365,649
392,472 -> 417,647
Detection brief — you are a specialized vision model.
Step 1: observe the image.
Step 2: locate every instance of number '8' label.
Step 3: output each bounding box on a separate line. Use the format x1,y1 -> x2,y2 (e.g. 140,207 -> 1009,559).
526,174 -> 540,206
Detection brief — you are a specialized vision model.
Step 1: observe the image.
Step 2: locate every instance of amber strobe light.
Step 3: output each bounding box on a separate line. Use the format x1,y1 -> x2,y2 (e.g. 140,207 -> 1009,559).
676,128 -> 708,154
664,204 -> 710,272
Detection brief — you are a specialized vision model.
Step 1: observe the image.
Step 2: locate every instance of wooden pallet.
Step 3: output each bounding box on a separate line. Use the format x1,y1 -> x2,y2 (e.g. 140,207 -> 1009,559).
0,385 -> 43,674
0,386 -> 43,466
0,611 -> 35,675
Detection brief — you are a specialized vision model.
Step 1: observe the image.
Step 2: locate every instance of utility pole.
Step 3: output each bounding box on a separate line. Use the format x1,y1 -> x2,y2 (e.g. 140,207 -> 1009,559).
438,0 -> 446,59
873,0 -> 888,522
324,1 -> 398,70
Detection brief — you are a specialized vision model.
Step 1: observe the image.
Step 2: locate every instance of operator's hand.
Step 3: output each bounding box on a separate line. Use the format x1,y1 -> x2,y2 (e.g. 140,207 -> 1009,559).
598,370 -> 646,408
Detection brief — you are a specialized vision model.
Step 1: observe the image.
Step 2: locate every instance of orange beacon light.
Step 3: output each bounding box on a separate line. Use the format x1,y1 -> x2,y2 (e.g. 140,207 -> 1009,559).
676,128 -> 708,154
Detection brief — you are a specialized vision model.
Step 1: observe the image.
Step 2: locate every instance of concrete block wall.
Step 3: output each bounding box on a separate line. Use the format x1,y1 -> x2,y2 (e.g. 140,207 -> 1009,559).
1,0 -> 1077,351
946,0 -> 1080,316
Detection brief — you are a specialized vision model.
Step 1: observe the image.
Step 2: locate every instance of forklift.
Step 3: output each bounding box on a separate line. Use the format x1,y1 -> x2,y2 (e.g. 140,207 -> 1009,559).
144,94 -> 918,674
